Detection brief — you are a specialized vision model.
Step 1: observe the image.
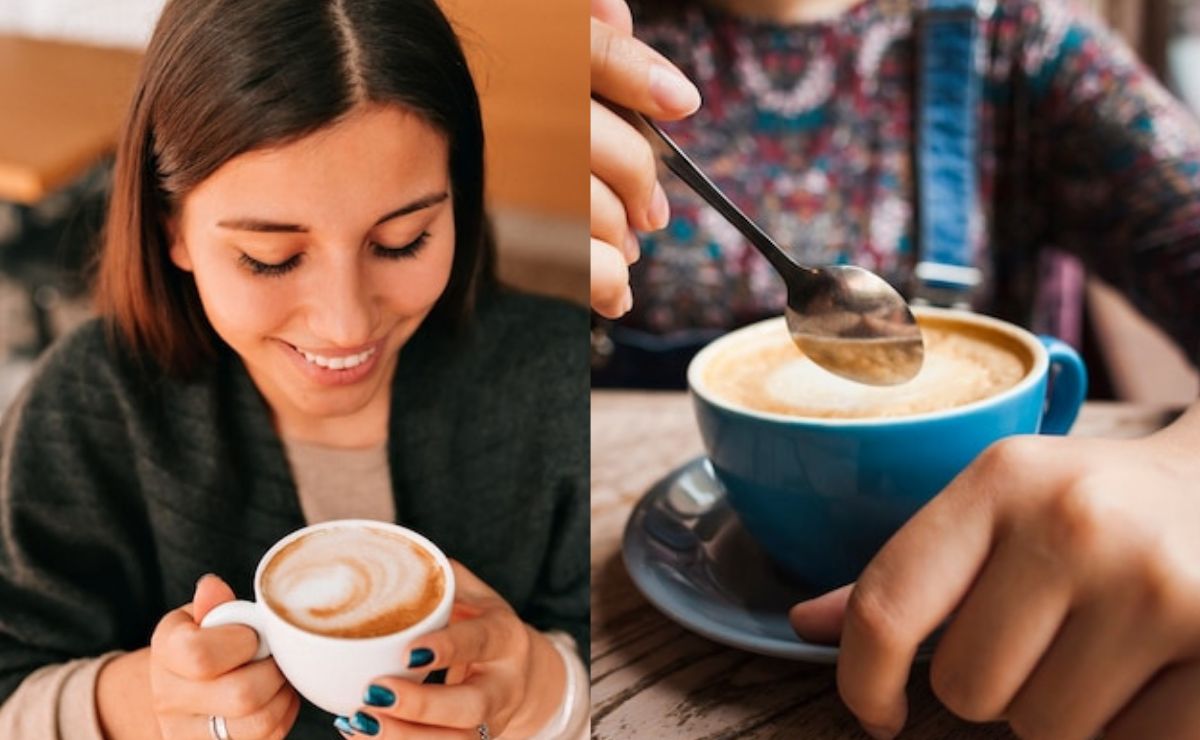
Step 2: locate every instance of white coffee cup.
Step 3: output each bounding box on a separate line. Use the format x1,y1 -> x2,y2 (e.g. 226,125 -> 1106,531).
200,519 -> 455,716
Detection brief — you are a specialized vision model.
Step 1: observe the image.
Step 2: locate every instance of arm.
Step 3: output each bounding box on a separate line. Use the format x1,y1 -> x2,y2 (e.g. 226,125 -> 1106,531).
1018,0 -> 1200,361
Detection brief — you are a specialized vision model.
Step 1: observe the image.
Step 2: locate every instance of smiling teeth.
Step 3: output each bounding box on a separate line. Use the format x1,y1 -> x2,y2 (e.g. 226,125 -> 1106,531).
299,347 -> 376,370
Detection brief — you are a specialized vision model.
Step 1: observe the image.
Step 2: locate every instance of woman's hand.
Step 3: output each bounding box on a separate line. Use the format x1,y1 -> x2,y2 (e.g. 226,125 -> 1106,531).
591,0 -> 700,318
335,561 -> 567,738
789,405 -> 1200,740
148,575 -> 300,739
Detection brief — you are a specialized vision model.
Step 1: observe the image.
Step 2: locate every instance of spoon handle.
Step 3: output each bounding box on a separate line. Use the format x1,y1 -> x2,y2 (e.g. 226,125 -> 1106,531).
637,114 -> 803,279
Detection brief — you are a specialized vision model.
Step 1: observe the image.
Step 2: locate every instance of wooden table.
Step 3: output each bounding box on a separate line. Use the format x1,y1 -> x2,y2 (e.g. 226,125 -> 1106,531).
0,35 -> 141,203
591,391 -> 1182,739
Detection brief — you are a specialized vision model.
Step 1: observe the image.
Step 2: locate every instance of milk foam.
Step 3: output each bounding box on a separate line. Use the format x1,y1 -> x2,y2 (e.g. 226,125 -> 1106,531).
704,323 -> 1028,419
263,527 -> 440,637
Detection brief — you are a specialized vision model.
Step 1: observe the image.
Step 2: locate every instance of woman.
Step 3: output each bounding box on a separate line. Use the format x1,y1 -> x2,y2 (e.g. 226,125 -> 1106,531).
591,0 -> 1200,738
0,1 -> 588,738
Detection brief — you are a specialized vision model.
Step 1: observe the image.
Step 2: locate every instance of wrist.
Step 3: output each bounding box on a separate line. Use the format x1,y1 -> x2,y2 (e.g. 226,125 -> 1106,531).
504,627 -> 567,738
96,649 -> 161,740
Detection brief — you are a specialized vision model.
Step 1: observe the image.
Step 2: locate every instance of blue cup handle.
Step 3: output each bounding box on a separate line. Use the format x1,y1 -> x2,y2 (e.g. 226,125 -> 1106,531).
1036,336 -> 1088,435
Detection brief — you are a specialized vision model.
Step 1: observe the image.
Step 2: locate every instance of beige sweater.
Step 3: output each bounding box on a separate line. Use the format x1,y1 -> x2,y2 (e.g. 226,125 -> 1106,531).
0,439 -> 588,739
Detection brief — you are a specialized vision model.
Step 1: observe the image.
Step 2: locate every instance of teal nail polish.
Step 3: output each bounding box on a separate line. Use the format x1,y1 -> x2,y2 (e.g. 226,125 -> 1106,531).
408,647 -> 434,668
333,715 -> 356,736
351,711 -> 380,736
364,683 -> 395,707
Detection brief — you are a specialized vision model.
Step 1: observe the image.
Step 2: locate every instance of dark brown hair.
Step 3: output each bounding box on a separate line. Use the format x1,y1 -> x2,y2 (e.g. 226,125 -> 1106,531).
97,0 -> 493,376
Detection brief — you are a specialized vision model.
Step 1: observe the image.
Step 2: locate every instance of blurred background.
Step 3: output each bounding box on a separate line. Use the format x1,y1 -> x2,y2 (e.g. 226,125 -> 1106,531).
0,0 -> 587,411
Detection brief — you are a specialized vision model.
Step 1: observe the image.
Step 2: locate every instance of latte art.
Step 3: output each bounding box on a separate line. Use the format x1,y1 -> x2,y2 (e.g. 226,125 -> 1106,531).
702,319 -> 1030,419
262,527 -> 444,638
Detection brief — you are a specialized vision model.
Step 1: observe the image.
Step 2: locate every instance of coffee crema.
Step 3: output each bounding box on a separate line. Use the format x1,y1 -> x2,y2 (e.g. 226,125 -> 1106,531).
701,318 -> 1031,419
262,527 -> 444,639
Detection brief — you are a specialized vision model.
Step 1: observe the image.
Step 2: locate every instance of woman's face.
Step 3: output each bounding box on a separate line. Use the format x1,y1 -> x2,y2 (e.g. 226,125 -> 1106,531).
170,104 -> 455,440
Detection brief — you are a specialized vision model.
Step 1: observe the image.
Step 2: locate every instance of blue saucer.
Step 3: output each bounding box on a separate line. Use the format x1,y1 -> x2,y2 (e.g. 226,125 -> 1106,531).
622,457 -> 840,662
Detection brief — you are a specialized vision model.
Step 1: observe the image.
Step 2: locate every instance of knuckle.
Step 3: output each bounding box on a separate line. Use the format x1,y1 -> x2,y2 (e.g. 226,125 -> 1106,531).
1007,712 -> 1055,740
929,655 -> 995,723
592,23 -> 622,79
844,586 -> 905,654
398,687 -> 429,719
173,635 -> 218,679
1131,542 -> 1187,618
224,679 -> 263,717
978,436 -> 1039,478
1044,478 -> 1110,558
238,709 -> 276,739
630,139 -> 658,196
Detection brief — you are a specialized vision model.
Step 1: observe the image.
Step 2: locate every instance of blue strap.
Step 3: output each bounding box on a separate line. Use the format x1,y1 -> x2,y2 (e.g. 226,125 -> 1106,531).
915,0 -> 987,300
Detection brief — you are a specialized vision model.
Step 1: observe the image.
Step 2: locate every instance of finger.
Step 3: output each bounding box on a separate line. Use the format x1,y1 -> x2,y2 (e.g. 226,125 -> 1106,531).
341,709 -> 478,739
1106,661 -> 1200,740
591,17 -> 700,118
406,613 -> 524,672
1005,600 -> 1172,740
192,574 -> 236,623
789,584 -> 853,645
592,100 -> 668,233
924,531 -> 1072,722
592,0 -> 632,34
153,608 -> 260,680
359,677 -> 489,729
591,238 -> 632,318
591,175 -> 640,264
158,654 -> 287,717
836,439 -> 1059,736
224,683 -> 300,740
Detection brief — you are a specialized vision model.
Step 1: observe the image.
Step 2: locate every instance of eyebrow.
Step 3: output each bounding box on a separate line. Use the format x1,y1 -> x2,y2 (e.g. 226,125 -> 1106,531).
216,191 -> 450,233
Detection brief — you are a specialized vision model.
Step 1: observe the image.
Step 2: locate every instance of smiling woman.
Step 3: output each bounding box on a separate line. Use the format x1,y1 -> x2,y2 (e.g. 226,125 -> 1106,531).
0,1 -> 588,739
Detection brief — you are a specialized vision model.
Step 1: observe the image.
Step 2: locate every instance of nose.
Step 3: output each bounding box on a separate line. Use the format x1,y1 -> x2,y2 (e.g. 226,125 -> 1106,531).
306,251 -> 376,348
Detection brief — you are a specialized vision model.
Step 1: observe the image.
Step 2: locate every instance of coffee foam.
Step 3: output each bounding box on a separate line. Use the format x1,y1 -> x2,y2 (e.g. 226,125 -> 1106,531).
262,527 -> 443,638
702,321 -> 1029,419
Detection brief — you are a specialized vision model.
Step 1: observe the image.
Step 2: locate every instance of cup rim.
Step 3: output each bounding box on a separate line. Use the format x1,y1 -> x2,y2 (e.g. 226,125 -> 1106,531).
687,306 -> 1050,426
252,518 -> 456,644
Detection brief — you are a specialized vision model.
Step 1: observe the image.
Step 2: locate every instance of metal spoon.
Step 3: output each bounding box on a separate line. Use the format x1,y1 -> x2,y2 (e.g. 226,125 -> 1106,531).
637,114 -> 924,386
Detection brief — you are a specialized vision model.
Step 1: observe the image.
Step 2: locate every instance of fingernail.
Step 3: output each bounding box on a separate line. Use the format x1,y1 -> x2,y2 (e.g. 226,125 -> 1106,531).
623,230 -> 641,263
333,715 -> 356,736
351,711 -> 380,736
650,64 -> 701,113
408,647 -> 434,668
194,573 -> 214,589
621,286 -> 633,314
363,683 -> 395,708
862,723 -> 895,740
648,182 -> 670,230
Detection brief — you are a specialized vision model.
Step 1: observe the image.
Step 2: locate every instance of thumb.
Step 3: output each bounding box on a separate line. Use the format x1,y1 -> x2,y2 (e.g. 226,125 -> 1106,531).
789,583 -> 854,645
192,573 -> 237,624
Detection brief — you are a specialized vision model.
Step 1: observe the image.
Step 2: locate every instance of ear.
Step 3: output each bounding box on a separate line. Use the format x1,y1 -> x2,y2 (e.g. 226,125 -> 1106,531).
166,216 -> 194,272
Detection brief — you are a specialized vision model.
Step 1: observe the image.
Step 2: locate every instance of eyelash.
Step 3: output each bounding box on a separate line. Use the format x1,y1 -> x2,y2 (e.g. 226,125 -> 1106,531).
238,232 -> 431,277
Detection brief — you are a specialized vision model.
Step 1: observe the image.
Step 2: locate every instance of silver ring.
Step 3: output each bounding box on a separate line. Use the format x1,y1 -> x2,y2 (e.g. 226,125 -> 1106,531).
208,715 -> 232,740
477,723 -> 489,740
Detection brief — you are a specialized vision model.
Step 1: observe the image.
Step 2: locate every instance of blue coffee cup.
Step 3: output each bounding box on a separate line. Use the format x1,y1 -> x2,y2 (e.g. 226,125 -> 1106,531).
688,307 -> 1087,591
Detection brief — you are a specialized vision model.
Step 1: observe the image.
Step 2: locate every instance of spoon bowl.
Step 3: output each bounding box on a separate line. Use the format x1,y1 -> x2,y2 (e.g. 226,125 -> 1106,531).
637,114 -> 924,385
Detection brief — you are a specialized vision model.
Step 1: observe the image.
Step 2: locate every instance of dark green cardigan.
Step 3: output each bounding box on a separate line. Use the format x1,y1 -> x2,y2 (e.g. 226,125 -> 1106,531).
0,291 -> 589,737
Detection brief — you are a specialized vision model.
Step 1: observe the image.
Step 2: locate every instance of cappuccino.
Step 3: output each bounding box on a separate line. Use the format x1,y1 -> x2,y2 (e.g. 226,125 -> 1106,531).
702,317 -> 1030,419
262,526 -> 444,638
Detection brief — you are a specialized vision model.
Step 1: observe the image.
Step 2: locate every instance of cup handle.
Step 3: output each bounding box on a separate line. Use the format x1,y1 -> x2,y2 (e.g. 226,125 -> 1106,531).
1036,336 -> 1088,436
200,601 -> 272,661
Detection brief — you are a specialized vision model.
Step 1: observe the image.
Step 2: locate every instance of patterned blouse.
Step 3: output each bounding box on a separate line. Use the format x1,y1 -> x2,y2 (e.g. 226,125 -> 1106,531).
619,0 -> 1200,364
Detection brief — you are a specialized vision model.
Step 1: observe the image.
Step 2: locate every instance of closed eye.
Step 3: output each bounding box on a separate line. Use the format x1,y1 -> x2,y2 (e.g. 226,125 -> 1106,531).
371,231 -> 430,260
239,253 -> 302,277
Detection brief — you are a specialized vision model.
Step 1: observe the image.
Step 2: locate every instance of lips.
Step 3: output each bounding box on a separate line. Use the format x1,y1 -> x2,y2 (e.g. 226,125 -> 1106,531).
297,346 -> 377,370
279,339 -> 385,387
